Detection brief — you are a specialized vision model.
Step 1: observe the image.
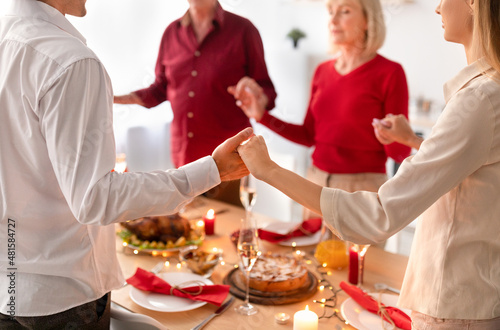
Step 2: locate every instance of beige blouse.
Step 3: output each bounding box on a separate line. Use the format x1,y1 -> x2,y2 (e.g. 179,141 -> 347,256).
321,60 -> 500,319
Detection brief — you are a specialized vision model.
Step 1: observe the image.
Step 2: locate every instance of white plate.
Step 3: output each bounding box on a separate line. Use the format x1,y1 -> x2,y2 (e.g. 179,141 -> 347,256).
262,222 -> 321,247
129,272 -> 213,312
340,293 -> 411,330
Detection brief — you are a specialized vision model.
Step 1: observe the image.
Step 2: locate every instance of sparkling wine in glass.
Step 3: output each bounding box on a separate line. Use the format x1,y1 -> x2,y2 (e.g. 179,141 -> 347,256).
240,175 -> 257,218
234,216 -> 261,315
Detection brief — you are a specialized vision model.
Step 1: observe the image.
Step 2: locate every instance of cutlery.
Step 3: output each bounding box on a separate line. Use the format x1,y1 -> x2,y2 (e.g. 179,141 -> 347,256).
374,283 -> 401,294
122,261 -> 164,287
191,296 -> 235,330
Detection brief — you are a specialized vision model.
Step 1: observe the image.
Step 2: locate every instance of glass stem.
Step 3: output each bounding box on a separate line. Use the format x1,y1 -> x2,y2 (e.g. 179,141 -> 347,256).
358,254 -> 365,286
245,269 -> 251,305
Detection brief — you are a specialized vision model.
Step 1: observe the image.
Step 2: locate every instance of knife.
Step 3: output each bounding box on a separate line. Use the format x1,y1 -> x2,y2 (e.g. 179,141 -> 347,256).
191,296 -> 235,330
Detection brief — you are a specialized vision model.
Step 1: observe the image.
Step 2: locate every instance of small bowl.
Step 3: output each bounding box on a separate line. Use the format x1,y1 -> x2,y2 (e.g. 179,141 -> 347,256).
179,246 -> 222,278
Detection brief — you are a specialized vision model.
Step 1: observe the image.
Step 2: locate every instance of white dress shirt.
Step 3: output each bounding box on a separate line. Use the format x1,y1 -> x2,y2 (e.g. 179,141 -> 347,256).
0,0 -> 221,316
322,60 -> 500,319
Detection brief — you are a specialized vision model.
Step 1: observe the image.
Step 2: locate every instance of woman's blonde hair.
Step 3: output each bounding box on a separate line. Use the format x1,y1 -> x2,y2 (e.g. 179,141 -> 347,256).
327,0 -> 386,56
473,0 -> 500,75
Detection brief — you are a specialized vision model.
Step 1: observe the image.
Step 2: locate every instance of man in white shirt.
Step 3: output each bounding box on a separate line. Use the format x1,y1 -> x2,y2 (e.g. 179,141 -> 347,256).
0,0 -> 251,328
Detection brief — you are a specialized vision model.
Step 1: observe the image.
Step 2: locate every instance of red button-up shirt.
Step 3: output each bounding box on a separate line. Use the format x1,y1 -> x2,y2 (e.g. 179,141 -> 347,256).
134,3 -> 276,168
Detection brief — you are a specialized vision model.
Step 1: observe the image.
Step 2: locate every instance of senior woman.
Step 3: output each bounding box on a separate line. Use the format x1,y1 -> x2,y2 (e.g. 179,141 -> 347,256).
238,0 -> 500,328
230,0 -> 411,219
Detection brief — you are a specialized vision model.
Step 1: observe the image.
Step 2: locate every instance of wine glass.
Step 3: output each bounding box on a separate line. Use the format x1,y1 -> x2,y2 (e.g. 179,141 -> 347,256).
234,216 -> 261,315
348,243 -> 370,287
240,175 -> 257,219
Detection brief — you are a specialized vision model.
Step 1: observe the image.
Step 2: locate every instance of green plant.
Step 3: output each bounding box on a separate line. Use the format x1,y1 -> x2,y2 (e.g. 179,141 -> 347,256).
287,28 -> 306,48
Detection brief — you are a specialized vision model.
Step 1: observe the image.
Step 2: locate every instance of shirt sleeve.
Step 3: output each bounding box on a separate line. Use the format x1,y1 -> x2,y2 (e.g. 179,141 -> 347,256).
242,22 -> 277,110
382,64 -> 412,163
133,30 -> 169,108
39,59 -> 220,225
321,85 -> 494,244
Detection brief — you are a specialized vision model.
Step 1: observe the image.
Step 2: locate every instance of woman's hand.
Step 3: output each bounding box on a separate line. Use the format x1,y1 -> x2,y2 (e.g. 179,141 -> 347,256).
236,135 -> 277,181
228,77 -> 267,121
372,114 -> 423,150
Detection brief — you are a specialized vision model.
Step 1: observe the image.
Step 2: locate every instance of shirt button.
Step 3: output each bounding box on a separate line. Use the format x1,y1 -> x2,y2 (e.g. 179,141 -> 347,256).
194,50 -> 201,57
187,132 -> 194,138
187,112 -> 194,118
188,91 -> 195,98
191,70 -> 198,77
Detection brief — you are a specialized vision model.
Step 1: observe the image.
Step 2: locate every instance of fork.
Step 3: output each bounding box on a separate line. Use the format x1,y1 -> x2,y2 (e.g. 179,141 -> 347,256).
122,261 -> 164,287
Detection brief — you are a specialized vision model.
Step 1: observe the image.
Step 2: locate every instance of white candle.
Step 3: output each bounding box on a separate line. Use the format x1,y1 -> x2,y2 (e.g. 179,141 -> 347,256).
293,305 -> 318,330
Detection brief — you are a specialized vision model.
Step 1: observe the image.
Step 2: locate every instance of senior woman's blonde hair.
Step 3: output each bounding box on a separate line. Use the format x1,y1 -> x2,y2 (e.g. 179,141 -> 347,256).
327,0 -> 386,56
473,0 -> 500,77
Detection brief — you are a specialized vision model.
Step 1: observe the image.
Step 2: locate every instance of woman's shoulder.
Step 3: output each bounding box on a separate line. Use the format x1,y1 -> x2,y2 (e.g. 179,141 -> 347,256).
372,54 -> 404,71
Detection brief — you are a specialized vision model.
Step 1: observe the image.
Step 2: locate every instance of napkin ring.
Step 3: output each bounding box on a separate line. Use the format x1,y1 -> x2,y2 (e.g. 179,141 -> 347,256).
376,293 -> 396,329
170,280 -> 205,296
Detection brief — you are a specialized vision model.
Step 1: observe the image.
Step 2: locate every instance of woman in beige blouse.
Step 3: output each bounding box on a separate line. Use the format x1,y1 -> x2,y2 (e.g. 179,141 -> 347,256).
238,0 -> 500,328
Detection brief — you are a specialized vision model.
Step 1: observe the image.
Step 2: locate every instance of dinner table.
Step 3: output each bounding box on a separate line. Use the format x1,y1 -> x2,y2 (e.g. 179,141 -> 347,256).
112,197 -> 409,330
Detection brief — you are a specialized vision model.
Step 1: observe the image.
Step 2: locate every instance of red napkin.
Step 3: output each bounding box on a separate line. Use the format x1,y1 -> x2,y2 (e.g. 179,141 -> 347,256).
258,218 -> 322,243
340,281 -> 411,330
126,268 -> 230,306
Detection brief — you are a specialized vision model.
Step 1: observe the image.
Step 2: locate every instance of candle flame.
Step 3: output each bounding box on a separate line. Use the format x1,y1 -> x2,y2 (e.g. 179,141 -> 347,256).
305,305 -> 309,311
197,220 -> 204,227
206,209 -> 215,219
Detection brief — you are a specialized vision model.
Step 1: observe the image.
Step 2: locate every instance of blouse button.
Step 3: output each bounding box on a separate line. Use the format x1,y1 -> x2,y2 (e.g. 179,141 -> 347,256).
188,91 -> 195,98
187,132 -> 194,138
191,70 -> 198,77
194,50 -> 201,57
187,112 -> 194,118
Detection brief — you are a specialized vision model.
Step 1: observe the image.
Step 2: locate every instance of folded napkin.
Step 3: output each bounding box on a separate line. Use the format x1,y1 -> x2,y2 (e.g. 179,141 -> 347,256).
258,218 -> 322,243
340,281 -> 411,330
126,268 -> 230,306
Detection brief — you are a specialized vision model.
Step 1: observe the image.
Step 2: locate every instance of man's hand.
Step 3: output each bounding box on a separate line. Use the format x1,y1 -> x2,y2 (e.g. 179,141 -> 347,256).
227,77 -> 267,121
113,92 -> 145,106
212,128 -> 253,181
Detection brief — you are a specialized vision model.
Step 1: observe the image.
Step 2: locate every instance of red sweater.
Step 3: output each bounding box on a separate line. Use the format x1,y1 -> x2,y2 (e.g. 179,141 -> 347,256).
260,55 -> 411,174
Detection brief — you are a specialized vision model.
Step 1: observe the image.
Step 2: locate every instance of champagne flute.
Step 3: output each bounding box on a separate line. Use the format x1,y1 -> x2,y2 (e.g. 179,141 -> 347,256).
240,175 -> 257,219
234,216 -> 261,315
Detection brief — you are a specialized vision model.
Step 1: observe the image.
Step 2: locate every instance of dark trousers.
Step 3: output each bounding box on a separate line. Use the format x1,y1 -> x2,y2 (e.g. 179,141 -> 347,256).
0,293 -> 110,330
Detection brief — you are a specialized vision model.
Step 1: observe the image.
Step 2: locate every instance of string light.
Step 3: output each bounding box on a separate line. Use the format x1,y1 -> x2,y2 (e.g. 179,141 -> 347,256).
302,254 -> 347,323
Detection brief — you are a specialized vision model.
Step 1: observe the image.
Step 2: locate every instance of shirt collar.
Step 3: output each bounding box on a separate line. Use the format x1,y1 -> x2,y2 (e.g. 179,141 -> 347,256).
180,1 -> 224,28
443,58 -> 491,103
6,0 -> 87,44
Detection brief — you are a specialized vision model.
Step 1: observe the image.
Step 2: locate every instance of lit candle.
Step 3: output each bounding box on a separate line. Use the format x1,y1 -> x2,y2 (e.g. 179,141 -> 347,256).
348,245 -> 359,285
293,305 -> 318,330
203,209 -> 215,235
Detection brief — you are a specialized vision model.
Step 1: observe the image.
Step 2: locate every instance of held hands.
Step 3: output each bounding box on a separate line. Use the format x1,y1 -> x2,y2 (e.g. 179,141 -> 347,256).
372,114 -> 423,150
227,77 -> 267,121
236,135 -> 277,181
212,128 -> 253,182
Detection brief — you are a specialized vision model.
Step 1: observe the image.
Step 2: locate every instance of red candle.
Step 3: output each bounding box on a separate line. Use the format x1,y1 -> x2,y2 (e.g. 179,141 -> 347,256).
348,245 -> 359,285
203,209 -> 215,235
